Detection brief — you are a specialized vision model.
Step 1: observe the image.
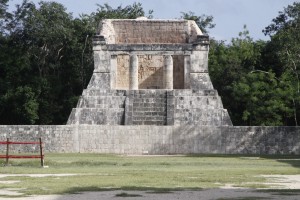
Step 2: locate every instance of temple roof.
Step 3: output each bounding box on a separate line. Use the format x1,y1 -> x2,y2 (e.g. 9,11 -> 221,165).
97,18 -> 203,44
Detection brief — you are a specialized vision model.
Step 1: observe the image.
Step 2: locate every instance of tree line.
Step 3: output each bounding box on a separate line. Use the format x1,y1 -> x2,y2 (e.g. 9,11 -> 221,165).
0,0 -> 299,126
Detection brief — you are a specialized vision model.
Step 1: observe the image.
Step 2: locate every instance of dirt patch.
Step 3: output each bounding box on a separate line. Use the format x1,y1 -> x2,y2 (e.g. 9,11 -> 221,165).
0,188 -> 23,196
262,175 -> 300,189
0,174 -> 77,178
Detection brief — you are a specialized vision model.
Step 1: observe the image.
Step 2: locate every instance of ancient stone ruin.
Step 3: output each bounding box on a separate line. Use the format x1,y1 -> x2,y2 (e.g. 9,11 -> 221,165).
2,18 -> 299,155
67,18 -> 232,126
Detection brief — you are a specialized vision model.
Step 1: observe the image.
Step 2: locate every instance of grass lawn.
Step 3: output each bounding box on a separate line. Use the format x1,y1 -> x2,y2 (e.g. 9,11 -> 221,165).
0,154 -> 300,196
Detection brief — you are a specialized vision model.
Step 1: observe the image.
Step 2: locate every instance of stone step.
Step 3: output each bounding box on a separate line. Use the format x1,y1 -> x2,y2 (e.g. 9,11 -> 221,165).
175,96 -> 221,109
132,98 -> 166,104
129,91 -> 168,126
132,121 -> 166,125
67,108 -> 125,125
82,89 -> 127,97
77,96 -> 126,108
173,89 -> 219,97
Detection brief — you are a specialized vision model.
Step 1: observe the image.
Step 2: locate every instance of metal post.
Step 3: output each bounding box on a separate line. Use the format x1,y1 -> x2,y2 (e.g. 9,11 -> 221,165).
5,138 -> 9,166
39,138 -> 44,167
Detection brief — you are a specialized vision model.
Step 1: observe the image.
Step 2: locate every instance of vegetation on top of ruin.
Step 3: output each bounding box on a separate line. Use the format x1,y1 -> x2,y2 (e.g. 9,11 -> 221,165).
0,0 -> 299,126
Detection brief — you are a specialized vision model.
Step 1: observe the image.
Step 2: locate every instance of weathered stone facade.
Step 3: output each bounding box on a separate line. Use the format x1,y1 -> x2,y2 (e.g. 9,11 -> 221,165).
1,19 -> 299,156
1,125 -> 299,155
67,18 -> 232,126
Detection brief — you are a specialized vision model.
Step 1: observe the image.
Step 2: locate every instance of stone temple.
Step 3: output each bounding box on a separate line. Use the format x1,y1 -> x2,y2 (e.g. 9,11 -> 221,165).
1,18 -> 299,155
67,18 -> 232,126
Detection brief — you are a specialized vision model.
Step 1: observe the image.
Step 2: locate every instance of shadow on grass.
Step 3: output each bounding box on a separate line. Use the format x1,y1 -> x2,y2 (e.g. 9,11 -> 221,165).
185,154 -> 300,168
260,155 -> 300,169
63,186 -> 200,194
184,154 -> 300,159
258,189 -> 300,196
115,192 -> 143,197
53,187 -> 300,200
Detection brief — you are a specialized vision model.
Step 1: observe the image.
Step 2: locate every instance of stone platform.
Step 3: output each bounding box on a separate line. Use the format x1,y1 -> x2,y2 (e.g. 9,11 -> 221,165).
0,125 -> 299,155
67,89 -> 232,126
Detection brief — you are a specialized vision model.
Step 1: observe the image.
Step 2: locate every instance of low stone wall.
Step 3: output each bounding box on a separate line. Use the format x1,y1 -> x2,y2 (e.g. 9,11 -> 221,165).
0,125 -> 75,153
0,125 -> 299,155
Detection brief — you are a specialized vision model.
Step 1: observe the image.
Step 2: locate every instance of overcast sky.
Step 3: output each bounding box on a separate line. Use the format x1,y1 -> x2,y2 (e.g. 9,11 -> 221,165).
8,0 -> 296,41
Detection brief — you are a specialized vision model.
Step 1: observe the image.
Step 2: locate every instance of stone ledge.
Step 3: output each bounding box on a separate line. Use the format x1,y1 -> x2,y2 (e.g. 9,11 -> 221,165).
107,44 -> 194,51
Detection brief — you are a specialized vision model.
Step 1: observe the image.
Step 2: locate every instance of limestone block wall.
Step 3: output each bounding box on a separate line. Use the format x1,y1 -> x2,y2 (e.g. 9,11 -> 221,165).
1,125 -> 299,155
0,125 -> 75,153
222,126 -> 300,154
171,90 -> 232,126
99,20 -> 202,44
67,90 -> 126,125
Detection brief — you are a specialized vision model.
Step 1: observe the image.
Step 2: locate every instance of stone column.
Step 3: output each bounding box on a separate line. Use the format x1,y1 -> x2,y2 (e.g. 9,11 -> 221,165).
110,55 -> 117,89
184,55 -> 191,89
129,54 -> 138,90
164,55 -> 173,89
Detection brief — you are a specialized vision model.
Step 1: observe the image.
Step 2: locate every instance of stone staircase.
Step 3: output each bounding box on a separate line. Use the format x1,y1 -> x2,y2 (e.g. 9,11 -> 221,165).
127,90 -> 167,125
67,89 -> 232,126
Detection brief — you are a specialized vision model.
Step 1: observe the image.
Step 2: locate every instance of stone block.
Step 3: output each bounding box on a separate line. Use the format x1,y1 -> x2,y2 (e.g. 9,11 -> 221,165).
190,73 -> 214,90
93,51 -> 111,72
190,51 -> 208,73
87,73 -> 110,89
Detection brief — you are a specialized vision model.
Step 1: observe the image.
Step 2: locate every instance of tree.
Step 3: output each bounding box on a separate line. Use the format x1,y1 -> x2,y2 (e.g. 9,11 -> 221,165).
181,11 -> 215,34
1,86 -> 39,124
0,0 -> 92,124
0,1 -> 154,125
263,2 -> 300,125
90,2 -> 153,32
232,71 -> 291,125
209,26 -> 265,125
0,0 -> 9,33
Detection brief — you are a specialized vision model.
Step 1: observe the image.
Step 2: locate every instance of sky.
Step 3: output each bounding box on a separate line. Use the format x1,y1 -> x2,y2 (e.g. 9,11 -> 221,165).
7,0 -> 297,42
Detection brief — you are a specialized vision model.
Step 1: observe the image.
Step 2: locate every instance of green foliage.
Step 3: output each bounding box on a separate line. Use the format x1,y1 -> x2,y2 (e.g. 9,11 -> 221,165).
94,2 -> 153,20
181,11 -> 215,33
209,26 -> 266,125
210,6 -> 300,126
0,0 -> 9,34
0,1 -> 154,125
91,2 -> 153,31
0,0 -> 93,124
263,2 -> 300,125
1,86 -> 39,124
232,72 -> 291,125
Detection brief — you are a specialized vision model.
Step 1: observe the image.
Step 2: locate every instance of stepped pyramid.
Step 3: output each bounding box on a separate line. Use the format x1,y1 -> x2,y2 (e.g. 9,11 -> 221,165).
67,18 -> 232,126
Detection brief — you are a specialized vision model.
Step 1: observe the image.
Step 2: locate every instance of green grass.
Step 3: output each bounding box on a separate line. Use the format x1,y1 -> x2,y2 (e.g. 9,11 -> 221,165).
0,154 -> 299,197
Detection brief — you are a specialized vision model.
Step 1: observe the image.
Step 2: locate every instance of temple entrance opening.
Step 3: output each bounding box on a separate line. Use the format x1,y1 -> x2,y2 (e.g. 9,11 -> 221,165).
115,54 -> 184,90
